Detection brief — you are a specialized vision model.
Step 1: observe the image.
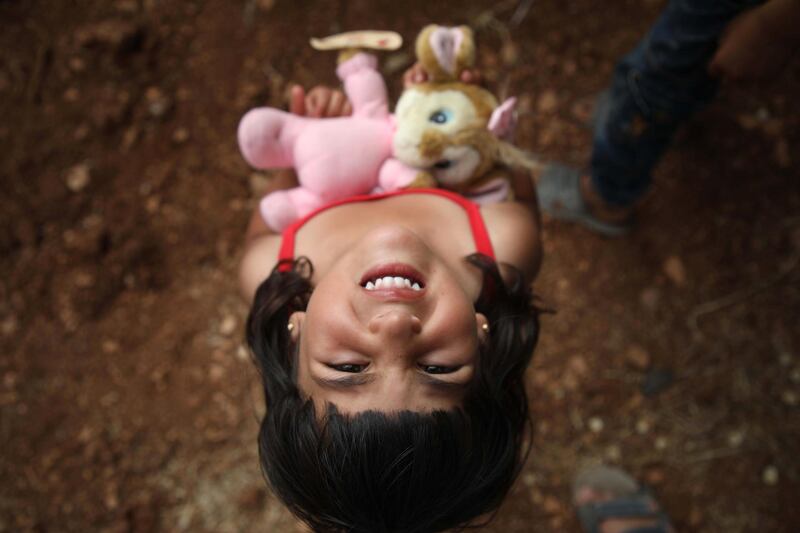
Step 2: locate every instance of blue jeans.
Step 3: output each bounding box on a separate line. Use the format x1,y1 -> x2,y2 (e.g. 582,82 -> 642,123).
591,0 -> 763,207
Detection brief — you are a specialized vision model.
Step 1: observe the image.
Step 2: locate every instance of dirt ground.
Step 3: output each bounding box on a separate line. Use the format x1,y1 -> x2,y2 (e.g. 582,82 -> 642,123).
2,0 -> 799,531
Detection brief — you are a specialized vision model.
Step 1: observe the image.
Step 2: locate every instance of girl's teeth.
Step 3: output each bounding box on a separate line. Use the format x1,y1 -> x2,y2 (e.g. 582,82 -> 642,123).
363,276 -> 423,291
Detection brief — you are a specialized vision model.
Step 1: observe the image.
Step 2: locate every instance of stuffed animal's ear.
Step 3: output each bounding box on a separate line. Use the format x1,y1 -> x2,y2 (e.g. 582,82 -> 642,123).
429,26 -> 464,76
488,97 -> 517,140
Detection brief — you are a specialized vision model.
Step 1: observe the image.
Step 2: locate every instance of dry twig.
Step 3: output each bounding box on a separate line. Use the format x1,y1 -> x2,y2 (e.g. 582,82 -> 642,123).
687,252 -> 800,339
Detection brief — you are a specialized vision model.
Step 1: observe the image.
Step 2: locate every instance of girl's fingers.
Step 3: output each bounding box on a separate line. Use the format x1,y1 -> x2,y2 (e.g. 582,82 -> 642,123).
289,85 -> 306,115
460,69 -> 482,85
306,87 -> 332,118
403,62 -> 429,88
327,90 -> 344,117
289,85 -> 352,117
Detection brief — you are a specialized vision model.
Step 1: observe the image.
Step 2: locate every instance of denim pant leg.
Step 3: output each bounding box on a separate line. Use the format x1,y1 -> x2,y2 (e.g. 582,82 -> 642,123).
591,0 -> 763,207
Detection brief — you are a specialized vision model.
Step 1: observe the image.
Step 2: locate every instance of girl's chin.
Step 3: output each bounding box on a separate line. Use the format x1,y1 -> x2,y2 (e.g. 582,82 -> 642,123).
354,226 -> 433,262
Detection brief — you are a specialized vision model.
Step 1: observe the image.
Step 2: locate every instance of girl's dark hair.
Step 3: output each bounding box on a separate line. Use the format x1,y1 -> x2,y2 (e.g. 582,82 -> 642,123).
246,255 -> 539,533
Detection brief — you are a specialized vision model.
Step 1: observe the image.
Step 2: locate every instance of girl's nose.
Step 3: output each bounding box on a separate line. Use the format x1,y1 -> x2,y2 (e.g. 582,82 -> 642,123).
367,310 -> 422,338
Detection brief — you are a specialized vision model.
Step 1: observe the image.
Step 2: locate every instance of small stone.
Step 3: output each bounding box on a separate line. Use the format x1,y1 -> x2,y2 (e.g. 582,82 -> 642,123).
626,345 -> 651,370
219,315 -> 237,336
542,495 -> 562,514
789,367 -> 800,384
102,339 -> 120,353
501,41 -> 518,66
762,465 -> 779,486
65,163 -> 91,192
1,317 -> 18,336
727,430 -> 745,448
3,371 -> 18,389
121,126 -> 140,151
73,271 -> 94,288
172,127 -> 189,144
145,86 -> 172,118
737,113 -> 759,130
645,468 -> 665,485
537,89 -> 558,114
570,98 -> 592,123
68,57 -> 87,72
641,368 -> 674,397
208,365 -> 226,383
237,485 -> 266,511
605,444 -> 622,462
689,507 -> 703,527
63,87 -> 80,102
249,172 -> 269,196
781,390 -> 798,406
778,352 -> 793,367
104,485 -> 119,510
635,418 -> 651,435
145,196 -> 160,213
654,436 -> 668,451
640,287 -> 660,311
236,345 -> 249,361
774,139 -> 791,168
257,0 -> 276,10
663,256 -> 686,286
72,124 -> 90,142
116,0 -> 139,13
588,417 -> 604,433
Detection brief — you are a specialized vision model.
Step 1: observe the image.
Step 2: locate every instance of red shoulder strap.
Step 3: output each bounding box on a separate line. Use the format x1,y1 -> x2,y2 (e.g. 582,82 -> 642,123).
275,189 -> 495,272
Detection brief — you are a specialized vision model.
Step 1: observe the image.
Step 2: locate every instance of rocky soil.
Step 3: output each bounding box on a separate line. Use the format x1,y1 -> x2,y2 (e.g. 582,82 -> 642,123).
2,0 -> 798,531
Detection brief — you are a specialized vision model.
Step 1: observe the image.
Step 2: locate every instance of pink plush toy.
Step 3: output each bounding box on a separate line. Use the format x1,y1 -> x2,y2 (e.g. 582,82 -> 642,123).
238,26 -> 538,232
238,52 -> 418,231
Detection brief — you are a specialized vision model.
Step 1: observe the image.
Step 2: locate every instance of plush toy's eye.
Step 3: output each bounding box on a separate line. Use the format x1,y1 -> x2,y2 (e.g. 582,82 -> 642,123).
429,109 -> 451,124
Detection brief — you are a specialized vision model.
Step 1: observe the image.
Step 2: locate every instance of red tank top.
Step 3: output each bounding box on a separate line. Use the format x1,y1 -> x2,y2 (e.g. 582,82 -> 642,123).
277,188 -> 495,272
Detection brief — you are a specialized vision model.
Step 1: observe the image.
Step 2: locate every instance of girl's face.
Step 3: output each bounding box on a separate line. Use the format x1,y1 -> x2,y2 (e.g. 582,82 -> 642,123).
292,225 -> 488,414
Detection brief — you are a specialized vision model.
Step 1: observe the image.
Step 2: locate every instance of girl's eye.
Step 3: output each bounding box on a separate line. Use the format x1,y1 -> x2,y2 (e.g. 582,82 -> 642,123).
429,110 -> 450,124
419,364 -> 461,375
329,363 -> 366,373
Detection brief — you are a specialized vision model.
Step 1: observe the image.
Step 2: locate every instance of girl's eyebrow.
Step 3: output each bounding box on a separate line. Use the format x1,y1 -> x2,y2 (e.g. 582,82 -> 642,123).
418,373 -> 468,393
312,373 -> 466,393
313,373 -> 377,389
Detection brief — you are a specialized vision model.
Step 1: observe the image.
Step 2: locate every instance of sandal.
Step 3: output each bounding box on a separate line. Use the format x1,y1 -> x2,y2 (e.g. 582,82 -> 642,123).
573,465 -> 673,533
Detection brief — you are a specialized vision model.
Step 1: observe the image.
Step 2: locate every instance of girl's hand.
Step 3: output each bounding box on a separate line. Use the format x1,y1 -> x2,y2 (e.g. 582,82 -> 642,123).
402,62 -> 483,88
708,0 -> 800,82
289,85 -> 352,117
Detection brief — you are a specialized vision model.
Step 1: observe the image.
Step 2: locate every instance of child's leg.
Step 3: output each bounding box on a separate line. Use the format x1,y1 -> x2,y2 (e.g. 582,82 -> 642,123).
591,0 -> 762,207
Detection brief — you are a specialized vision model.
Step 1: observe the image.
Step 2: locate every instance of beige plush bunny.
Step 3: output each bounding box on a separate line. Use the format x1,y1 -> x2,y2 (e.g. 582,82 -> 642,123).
393,24 -> 540,201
